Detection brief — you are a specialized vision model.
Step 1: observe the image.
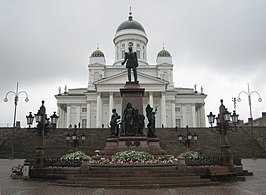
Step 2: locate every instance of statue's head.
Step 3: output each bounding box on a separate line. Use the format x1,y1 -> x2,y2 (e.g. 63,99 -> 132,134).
128,46 -> 133,52
112,108 -> 116,113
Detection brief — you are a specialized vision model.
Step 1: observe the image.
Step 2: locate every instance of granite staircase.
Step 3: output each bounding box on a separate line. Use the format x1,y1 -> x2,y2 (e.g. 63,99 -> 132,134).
55,166 -> 218,188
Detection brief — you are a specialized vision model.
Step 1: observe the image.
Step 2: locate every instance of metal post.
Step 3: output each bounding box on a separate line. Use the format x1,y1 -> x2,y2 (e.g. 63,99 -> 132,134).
35,101 -> 46,168
219,100 -> 233,167
4,82 -> 29,159
238,83 -> 262,157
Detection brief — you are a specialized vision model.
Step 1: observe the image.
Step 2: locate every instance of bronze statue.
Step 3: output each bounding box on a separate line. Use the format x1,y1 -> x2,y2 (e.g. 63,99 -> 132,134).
146,104 -> 157,138
110,108 -> 120,137
121,45 -> 138,82
121,103 -> 144,136
122,103 -> 135,135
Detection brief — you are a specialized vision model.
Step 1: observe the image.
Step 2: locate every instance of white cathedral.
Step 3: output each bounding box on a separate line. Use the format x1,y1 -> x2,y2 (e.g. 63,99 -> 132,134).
55,11 -> 207,129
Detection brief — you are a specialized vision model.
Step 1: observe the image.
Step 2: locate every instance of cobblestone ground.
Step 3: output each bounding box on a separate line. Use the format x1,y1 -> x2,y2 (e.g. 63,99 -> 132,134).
0,159 -> 265,195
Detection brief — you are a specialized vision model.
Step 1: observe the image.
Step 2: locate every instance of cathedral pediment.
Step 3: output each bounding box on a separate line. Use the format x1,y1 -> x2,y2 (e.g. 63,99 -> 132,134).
94,71 -> 168,86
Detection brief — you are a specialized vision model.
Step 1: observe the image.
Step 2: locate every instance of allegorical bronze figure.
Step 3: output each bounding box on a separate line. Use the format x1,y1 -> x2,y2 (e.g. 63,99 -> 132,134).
109,108 -> 120,137
146,104 -> 157,138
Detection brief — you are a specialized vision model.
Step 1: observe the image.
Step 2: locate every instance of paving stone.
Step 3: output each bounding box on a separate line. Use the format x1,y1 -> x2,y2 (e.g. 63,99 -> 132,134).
1,159 -> 266,194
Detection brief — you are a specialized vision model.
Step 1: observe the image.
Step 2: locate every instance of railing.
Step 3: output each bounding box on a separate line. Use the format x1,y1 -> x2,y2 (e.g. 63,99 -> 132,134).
25,158 -> 83,168
185,156 -> 242,167
185,156 -> 222,166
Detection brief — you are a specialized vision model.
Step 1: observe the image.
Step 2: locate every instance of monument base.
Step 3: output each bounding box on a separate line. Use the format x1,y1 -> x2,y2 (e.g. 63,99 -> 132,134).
102,136 -> 166,156
120,82 -> 145,114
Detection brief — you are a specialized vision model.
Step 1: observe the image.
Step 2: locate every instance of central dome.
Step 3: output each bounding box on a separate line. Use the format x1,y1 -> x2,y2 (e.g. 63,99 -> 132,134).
116,15 -> 145,33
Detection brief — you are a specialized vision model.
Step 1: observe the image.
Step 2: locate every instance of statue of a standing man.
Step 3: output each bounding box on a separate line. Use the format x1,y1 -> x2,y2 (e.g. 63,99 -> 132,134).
121,44 -> 138,83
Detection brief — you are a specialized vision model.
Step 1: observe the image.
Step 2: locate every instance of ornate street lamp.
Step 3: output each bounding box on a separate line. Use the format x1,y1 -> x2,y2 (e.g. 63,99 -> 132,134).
4,82 -> 29,159
26,100 -> 59,168
207,99 -> 239,167
238,83 -> 262,138
178,126 -> 198,149
66,125 -> 86,150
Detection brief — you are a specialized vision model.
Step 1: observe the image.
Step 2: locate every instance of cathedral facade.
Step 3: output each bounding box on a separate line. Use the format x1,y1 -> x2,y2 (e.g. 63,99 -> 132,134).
55,12 -> 207,129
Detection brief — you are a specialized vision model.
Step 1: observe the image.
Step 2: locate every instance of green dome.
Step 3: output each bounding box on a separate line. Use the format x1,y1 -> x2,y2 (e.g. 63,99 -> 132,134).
91,49 -> 104,57
116,15 -> 145,33
157,49 -> 171,57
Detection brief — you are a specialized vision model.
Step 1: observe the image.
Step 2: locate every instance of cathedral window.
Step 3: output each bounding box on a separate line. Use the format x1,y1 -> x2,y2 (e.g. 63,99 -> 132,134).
175,107 -> 181,112
82,108 -> 87,113
137,50 -> 140,59
122,43 -> 125,48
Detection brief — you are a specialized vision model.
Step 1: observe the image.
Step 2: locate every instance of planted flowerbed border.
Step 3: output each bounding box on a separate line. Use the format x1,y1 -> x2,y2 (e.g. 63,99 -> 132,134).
59,150 -> 200,168
90,163 -> 177,167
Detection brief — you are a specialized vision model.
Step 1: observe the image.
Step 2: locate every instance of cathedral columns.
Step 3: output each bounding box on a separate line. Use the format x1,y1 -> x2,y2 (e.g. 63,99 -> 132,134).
172,101 -> 176,127
109,92 -> 114,117
192,105 -> 196,127
149,92 -> 154,107
57,105 -> 61,128
160,92 -> 166,127
76,106 -> 81,126
58,105 -> 65,128
96,93 -> 102,128
86,102 -> 91,128
66,105 -> 71,128
199,103 -> 206,127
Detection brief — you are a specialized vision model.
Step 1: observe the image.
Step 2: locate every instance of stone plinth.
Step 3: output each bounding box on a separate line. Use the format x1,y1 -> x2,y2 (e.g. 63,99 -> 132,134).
147,137 -> 166,155
102,136 -> 166,155
120,82 -> 145,114
103,138 -> 119,155
116,136 -> 149,152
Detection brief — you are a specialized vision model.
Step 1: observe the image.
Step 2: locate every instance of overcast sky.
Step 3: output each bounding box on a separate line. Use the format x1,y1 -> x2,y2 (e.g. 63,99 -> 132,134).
0,0 -> 266,127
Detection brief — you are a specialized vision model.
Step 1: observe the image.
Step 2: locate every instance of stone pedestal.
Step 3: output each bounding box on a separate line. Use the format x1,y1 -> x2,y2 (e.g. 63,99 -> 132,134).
120,82 -> 145,114
104,138 -> 119,155
103,136 -> 166,156
147,137 -> 166,155
116,136 -> 149,152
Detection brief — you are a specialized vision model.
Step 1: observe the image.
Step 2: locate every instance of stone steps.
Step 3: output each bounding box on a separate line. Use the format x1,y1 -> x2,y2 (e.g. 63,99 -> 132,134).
56,177 -> 216,188
67,175 -> 200,181
1,127 -> 266,158
54,166 -> 218,188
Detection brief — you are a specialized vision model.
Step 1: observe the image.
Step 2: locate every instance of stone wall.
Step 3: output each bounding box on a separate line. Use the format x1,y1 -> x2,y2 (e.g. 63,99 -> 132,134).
0,126 -> 266,159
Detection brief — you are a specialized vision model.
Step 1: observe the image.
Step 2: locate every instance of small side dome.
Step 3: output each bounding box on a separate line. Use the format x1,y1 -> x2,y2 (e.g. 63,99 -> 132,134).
91,48 -> 104,57
157,49 -> 171,57
156,44 -> 172,65
89,44 -> 106,65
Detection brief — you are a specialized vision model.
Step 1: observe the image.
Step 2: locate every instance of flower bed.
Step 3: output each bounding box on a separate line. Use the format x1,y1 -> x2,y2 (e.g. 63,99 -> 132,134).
61,151 -> 89,160
89,150 -> 178,166
178,151 -> 198,159
61,150 -> 179,166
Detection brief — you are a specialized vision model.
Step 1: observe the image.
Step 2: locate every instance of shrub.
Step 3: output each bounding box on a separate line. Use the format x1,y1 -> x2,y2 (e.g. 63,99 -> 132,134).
61,151 -> 90,160
112,150 -> 154,163
178,151 -> 198,159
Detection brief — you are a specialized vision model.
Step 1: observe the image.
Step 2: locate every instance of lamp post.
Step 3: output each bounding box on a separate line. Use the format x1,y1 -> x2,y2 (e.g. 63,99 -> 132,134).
178,126 -> 198,150
26,100 -> 59,168
207,100 -> 239,167
4,82 -> 29,159
237,83 -> 262,138
66,124 -> 86,150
